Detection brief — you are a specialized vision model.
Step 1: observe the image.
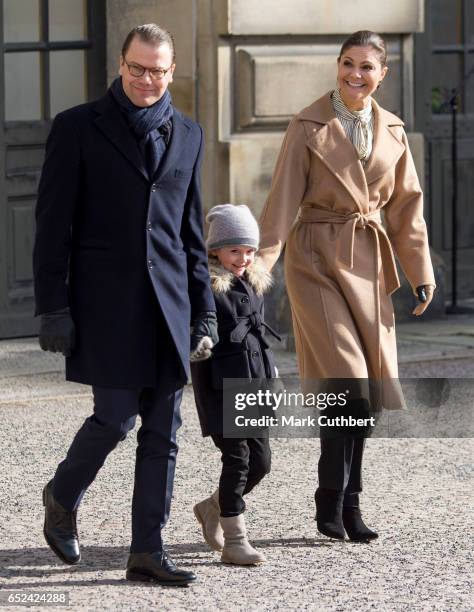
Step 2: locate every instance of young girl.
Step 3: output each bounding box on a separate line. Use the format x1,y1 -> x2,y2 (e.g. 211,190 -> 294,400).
191,204 -> 280,566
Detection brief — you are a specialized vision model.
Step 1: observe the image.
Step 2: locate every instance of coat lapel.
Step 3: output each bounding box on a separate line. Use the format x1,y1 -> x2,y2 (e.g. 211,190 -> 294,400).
299,93 -> 407,210
300,93 -> 368,212
363,100 -> 405,185
93,93 -> 148,181
153,109 -> 191,182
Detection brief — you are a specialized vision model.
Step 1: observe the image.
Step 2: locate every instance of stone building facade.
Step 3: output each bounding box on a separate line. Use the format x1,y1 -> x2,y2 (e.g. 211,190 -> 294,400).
1,0 -> 471,337
105,0 -> 443,329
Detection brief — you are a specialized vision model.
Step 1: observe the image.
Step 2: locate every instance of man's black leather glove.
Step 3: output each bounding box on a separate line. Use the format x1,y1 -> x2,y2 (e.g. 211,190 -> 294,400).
190,311 -> 219,362
39,307 -> 75,357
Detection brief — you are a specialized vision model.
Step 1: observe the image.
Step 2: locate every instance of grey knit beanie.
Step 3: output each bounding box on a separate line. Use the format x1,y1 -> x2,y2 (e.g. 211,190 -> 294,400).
206,204 -> 260,250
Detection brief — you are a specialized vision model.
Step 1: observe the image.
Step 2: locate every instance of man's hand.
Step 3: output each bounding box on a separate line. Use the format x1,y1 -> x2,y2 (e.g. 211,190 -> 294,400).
412,285 -> 435,316
190,311 -> 218,362
39,307 -> 75,357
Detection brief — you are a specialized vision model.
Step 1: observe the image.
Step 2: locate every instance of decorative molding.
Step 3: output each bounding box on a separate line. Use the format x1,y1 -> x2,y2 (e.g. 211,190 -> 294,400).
218,0 -> 424,35
220,41 -> 402,133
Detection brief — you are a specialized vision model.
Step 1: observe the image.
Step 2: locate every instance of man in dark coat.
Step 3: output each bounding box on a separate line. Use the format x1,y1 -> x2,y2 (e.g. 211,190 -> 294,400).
33,24 -> 217,586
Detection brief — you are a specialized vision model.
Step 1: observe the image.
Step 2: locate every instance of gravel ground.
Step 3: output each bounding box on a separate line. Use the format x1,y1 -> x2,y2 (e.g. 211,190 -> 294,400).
0,355 -> 473,611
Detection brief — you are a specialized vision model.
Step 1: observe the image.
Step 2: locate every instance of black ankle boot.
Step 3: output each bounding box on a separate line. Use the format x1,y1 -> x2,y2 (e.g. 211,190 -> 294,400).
342,494 -> 378,542
43,480 -> 81,565
314,488 -> 345,540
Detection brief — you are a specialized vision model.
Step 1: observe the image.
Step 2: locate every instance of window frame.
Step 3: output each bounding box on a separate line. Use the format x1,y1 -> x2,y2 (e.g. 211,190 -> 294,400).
429,0 -> 473,117
2,0 -> 105,122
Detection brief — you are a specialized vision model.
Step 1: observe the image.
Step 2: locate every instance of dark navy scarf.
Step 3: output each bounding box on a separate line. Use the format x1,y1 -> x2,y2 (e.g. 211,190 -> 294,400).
110,77 -> 173,178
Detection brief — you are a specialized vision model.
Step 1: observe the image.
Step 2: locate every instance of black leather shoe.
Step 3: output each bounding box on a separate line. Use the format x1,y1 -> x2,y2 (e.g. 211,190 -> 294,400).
43,480 -> 81,565
126,551 -> 197,586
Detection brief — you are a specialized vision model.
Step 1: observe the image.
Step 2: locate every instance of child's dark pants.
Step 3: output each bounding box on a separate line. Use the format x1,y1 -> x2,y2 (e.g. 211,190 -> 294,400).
211,436 -> 271,516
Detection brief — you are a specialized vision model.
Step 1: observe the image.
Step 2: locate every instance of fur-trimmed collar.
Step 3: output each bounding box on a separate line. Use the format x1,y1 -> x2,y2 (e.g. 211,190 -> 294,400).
208,256 -> 273,296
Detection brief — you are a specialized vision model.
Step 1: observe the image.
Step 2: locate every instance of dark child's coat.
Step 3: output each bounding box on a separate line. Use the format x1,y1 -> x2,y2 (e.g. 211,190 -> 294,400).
191,257 -> 280,436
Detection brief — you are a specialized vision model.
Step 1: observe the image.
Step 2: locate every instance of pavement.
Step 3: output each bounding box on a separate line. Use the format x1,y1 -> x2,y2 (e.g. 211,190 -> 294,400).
0,314 -> 473,611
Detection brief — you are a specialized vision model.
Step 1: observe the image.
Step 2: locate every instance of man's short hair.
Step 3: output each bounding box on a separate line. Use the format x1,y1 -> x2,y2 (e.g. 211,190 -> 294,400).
121,24 -> 176,62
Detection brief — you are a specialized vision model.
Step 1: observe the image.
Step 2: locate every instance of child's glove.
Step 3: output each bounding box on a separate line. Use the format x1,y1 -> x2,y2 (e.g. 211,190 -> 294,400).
190,336 -> 214,362
190,312 -> 219,362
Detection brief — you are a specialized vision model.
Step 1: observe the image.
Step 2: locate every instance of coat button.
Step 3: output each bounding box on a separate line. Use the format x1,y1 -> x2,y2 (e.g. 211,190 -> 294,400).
148,259 -> 154,269
147,222 -> 152,231
241,296 -> 249,303
151,184 -> 157,192
251,351 -> 259,358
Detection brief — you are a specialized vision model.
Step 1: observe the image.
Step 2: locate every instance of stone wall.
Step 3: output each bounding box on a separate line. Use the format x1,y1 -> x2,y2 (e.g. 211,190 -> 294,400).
106,0 -> 196,116
104,1 -> 441,329
217,0 -> 424,35
211,0 -> 423,214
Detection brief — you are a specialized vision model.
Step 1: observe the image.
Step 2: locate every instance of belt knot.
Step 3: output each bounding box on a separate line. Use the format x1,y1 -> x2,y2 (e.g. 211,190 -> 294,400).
355,213 -> 369,228
350,211 -> 378,229
249,312 -> 262,329
298,206 -> 400,296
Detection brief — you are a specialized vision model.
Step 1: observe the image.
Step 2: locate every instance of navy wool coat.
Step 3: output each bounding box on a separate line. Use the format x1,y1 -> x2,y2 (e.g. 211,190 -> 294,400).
191,257 -> 280,436
33,92 -> 215,388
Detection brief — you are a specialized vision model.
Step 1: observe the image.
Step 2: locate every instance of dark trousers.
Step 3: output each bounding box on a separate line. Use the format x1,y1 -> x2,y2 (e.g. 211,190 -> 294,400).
52,383 -> 183,553
211,436 -> 271,517
318,436 -> 365,500
317,397 -> 377,502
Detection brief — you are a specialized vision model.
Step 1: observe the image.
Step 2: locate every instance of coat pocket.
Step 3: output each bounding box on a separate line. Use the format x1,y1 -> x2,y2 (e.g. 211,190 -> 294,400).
175,168 -> 193,178
211,351 -> 252,390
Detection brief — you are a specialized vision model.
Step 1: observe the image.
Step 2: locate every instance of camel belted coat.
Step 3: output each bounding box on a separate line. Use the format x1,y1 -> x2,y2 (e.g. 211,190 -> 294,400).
259,92 -> 435,405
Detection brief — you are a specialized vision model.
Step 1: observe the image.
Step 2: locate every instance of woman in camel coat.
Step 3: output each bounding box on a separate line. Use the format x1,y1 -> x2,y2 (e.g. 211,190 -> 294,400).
258,30 -> 436,542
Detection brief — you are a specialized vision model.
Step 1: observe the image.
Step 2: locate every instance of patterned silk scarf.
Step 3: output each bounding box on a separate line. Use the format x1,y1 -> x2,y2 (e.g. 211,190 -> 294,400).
331,88 -> 373,162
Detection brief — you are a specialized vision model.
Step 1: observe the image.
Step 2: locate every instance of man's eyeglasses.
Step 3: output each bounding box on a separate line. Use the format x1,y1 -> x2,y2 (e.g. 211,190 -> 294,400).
124,60 -> 173,80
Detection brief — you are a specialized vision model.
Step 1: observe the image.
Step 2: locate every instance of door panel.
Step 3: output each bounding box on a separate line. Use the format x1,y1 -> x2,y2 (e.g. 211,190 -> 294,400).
430,138 -> 474,299
415,0 -> 474,300
0,123 -> 47,336
0,0 -> 105,338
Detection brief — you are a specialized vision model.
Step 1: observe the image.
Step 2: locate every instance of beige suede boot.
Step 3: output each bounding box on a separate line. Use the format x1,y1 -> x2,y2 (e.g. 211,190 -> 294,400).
220,514 -> 266,565
193,489 -> 224,552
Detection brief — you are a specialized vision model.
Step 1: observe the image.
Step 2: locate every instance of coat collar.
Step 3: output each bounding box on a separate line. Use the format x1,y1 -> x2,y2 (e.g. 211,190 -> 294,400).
298,92 -> 405,210
93,92 -> 191,182
208,256 -> 273,297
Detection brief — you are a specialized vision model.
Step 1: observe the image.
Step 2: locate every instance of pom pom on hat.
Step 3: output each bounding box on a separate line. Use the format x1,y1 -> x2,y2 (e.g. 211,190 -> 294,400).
206,204 -> 259,250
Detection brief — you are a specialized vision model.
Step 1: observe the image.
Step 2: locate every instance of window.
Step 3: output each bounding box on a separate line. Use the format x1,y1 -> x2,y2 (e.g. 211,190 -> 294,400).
3,0 -> 89,121
431,0 -> 474,115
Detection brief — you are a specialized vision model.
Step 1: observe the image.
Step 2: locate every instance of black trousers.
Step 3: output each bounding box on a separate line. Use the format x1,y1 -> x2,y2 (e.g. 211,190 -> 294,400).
317,396 -> 377,498
318,436 -> 365,496
211,436 -> 271,517
51,382 -> 183,554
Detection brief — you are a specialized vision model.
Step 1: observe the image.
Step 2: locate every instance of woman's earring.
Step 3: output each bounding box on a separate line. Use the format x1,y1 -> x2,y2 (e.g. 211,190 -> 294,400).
376,81 -> 382,90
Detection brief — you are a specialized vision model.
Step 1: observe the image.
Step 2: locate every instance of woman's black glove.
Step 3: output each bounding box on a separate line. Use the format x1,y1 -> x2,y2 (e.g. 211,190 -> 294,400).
412,284 -> 435,316
190,311 -> 219,362
39,307 -> 75,357
416,286 -> 427,303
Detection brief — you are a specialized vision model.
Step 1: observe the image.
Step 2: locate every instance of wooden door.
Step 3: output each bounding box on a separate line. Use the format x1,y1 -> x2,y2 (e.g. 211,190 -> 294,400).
415,0 -> 474,299
0,0 -> 105,338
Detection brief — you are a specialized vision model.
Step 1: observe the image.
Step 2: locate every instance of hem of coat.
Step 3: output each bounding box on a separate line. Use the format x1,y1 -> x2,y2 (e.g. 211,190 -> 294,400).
65,371 -> 188,390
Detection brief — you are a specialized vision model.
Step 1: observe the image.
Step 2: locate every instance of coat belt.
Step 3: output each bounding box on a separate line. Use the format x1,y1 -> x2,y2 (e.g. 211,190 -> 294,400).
230,312 -> 282,345
299,206 -> 400,296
